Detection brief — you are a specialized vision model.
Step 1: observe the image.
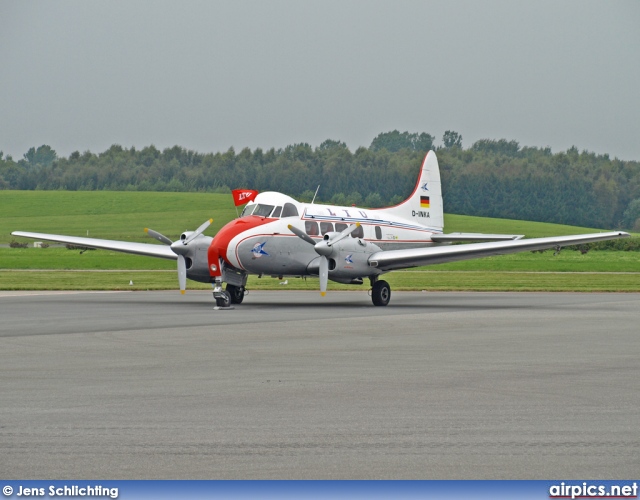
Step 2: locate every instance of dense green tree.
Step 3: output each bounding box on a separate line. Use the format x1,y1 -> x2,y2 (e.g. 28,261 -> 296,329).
370,130 -> 434,152
622,199 -> 640,230
442,130 -> 462,149
317,139 -> 348,151
364,192 -> 383,208
2,136 -> 640,230
471,139 -> 520,156
23,145 -> 57,167
330,193 -> 347,206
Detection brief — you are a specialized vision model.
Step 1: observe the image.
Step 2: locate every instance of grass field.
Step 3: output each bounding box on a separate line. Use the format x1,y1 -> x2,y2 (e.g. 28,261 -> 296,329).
2,190 -> 238,243
2,190 -> 639,291
1,268 -> 639,292
2,190 -> 622,244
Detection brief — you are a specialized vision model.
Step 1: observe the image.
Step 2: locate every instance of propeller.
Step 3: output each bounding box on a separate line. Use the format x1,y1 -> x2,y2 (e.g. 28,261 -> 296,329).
144,228 -> 172,245
145,219 -> 213,294
288,222 -> 360,296
177,254 -> 187,294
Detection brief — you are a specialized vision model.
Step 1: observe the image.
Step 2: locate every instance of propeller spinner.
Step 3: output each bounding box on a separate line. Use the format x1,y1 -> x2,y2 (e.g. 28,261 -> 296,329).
144,218 -> 213,294
288,222 -> 360,296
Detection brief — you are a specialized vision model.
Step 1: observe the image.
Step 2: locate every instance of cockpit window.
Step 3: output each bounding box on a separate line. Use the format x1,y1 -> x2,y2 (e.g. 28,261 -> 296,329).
272,206 -> 282,218
241,204 -> 256,217
281,203 -> 299,218
252,204 -> 275,217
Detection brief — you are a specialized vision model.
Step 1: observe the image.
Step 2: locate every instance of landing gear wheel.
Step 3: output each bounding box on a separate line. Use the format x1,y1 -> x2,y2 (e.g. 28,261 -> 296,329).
215,290 -> 231,308
371,280 -> 391,306
226,284 -> 245,304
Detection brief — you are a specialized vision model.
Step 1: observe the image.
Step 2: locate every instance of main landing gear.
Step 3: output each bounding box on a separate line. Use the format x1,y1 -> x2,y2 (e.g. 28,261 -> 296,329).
370,278 -> 391,307
226,284 -> 246,304
214,278 -> 389,307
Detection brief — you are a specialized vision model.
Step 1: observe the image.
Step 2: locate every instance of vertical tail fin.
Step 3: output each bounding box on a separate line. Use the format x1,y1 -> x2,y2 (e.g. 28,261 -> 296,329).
374,151 -> 443,230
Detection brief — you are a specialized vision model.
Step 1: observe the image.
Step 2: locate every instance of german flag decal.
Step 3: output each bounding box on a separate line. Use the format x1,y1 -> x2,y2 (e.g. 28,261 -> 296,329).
420,196 -> 430,208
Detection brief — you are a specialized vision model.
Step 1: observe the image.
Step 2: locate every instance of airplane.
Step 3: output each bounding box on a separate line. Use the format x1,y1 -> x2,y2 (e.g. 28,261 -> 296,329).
12,151 -> 630,307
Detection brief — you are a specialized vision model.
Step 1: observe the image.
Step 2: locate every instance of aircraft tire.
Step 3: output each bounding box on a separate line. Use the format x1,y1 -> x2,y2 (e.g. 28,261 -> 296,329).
371,280 -> 391,306
226,284 -> 245,304
215,290 -> 232,308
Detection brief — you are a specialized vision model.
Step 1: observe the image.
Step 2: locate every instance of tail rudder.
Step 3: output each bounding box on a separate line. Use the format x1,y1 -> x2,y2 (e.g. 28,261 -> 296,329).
375,151 -> 443,230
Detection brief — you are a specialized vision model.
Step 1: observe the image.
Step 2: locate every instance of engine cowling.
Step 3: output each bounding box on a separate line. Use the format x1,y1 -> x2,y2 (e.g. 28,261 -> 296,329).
308,235 -> 381,282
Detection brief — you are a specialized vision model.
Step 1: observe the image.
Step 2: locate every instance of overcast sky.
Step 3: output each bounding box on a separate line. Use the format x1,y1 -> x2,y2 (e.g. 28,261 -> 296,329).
1,0 -> 639,160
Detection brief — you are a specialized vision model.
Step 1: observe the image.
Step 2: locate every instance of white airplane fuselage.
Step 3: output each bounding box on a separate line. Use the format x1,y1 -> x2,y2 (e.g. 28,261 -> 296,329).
208,193 -> 442,283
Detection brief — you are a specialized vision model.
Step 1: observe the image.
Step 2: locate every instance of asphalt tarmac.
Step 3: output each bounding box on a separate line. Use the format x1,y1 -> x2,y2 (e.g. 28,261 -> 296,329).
1,290 -> 638,479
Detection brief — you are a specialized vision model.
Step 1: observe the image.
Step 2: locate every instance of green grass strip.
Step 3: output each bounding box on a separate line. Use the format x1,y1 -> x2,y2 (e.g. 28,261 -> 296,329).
2,270 -> 639,292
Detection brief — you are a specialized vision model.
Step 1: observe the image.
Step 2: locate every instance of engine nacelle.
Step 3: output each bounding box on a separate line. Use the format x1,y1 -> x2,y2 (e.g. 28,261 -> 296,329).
309,237 -> 382,282
175,235 -> 214,283
180,231 -> 195,242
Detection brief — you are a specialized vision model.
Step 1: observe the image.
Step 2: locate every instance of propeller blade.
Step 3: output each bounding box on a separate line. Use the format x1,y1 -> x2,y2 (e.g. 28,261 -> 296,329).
288,224 -> 316,246
144,228 -> 172,246
177,255 -> 187,294
327,222 -> 360,247
319,256 -> 328,297
183,218 -> 213,244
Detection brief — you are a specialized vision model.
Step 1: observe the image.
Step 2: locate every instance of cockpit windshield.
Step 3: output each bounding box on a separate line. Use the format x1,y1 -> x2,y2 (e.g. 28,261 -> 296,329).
241,204 -> 256,217
252,204 -> 275,217
241,201 -> 297,218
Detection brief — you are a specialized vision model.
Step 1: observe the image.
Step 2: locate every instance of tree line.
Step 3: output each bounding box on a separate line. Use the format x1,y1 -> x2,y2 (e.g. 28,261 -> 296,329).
2,131 -> 640,230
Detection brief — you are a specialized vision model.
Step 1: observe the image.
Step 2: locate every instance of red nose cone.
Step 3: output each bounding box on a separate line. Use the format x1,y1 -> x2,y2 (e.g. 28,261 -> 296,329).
207,216 -> 275,276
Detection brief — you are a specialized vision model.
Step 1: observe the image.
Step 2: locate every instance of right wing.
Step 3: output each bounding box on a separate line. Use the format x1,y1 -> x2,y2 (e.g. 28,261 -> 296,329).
431,232 -> 524,243
369,231 -> 629,271
11,231 -> 177,260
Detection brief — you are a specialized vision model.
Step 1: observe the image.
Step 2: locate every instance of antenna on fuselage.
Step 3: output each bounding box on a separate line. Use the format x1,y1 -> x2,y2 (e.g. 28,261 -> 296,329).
311,185 -> 320,204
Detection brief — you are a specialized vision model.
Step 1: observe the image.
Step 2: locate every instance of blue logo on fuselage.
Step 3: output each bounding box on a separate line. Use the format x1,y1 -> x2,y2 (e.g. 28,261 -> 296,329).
251,242 -> 269,258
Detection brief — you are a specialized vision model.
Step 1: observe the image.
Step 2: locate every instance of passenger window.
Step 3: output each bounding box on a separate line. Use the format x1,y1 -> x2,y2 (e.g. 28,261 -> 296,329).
272,206 -> 282,218
335,223 -> 348,232
320,222 -> 334,235
351,225 -> 364,238
375,226 -> 382,239
305,221 -> 319,236
241,204 -> 256,217
281,203 -> 299,217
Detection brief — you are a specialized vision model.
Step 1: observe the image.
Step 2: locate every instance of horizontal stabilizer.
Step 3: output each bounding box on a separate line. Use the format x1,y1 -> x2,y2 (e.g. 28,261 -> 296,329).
432,233 -> 524,243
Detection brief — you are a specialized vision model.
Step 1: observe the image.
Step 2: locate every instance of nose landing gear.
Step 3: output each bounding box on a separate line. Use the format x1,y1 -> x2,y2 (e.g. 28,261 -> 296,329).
212,280 -> 233,309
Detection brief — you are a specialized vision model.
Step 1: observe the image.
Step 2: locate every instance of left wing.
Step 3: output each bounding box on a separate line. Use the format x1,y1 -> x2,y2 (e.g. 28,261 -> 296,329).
369,231 -> 629,271
10,231 -> 177,260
